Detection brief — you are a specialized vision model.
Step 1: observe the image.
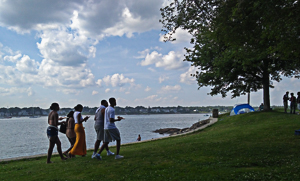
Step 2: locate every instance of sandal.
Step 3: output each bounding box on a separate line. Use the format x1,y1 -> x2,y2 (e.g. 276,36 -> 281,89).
63,152 -> 69,158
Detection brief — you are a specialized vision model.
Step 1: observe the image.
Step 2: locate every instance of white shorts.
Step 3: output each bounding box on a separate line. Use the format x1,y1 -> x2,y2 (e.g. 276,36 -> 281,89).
104,128 -> 121,142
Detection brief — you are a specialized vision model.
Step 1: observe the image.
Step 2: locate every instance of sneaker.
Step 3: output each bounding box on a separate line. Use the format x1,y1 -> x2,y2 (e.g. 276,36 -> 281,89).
115,155 -> 124,159
107,150 -> 115,156
95,154 -> 102,160
91,153 -> 96,159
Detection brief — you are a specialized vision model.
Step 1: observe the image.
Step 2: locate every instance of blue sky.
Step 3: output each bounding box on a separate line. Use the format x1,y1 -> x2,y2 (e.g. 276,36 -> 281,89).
0,0 -> 297,109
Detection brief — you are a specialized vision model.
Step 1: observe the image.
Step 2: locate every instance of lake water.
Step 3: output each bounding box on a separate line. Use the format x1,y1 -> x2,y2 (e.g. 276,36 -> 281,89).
0,114 -> 210,160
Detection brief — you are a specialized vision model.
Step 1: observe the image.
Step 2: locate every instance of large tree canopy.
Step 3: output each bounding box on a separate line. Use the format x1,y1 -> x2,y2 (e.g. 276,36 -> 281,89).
160,0 -> 300,110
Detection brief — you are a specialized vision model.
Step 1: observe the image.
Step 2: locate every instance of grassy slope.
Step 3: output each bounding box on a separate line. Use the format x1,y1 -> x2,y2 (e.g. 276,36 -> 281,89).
1,111 -> 300,180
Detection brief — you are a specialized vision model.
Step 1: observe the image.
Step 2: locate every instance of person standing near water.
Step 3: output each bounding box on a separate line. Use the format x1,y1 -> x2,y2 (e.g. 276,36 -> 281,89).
96,97 -> 124,160
283,91 -> 289,113
63,111 -> 76,157
46,103 -> 68,164
297,92 -> 300,114
69,104 -> 90,157
136,134 -> 141,141
290,93 -> 296,114
91,100 -> 114,158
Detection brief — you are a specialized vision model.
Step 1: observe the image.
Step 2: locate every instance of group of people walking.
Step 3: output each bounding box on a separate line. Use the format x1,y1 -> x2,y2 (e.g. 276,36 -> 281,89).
46,97 -> 124,164
283,91 -> 300,114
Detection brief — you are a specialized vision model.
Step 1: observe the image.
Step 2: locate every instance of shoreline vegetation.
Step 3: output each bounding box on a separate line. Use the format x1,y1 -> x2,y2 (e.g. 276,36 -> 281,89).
1,105 -> 276,118
1,109 -> 300,180
1,105 -> 286,119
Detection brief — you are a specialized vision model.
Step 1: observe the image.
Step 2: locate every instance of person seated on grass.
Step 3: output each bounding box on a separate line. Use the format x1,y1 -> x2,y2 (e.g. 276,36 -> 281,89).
258,103 -> 264,111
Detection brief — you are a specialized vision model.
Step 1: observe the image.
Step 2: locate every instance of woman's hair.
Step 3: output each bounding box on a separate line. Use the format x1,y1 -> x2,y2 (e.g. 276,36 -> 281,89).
50,103 -> 59,111
74,104 -> 83,111
67,111 -> 74,118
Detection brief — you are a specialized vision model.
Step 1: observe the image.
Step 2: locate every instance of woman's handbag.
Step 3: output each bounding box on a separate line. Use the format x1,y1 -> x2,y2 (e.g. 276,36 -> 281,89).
59,123 -> 66,134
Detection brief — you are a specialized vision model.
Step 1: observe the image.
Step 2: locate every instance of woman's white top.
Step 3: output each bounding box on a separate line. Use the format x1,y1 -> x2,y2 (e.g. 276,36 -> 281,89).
73,111 -> 83,124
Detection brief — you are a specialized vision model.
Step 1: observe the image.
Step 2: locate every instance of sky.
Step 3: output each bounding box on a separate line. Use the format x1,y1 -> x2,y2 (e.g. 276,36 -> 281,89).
0,0 -> 298,109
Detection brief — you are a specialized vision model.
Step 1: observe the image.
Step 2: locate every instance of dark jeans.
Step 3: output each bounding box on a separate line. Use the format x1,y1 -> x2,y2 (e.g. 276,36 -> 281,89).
290,103 -> 296,114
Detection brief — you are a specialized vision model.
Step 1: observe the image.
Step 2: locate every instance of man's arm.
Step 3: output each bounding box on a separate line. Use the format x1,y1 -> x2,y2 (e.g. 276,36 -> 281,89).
109,116 -> 124,123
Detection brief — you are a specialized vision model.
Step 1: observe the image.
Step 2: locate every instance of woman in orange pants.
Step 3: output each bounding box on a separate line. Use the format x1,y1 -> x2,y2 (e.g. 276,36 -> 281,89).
69,104 -> 90,157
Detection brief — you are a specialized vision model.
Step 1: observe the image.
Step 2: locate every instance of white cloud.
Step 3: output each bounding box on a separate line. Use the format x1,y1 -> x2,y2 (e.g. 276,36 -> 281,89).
134,94 -> 162,103
140,51 -> 162,66
148,67 -> 156,72
159,28 -> 192,44
0,52 -> 95,91
180,66 -> 199,85
145,95 -> 160,101
58,88 -> 81,95
37,27 -> 96,66
0,0 -> 165,39
0,86 -> 33,96
140,51 -> 189,70
156,51 -> 188,70
96,79 -> 102,87
27,87 -> 34,96
4,53 -> 22,63
102,73 -> 135,87
70,0 -> 164,39
16,55 -> 39,74
92,90 -> 98,95
159,75 -> 169,83
145,86 -> 151,92
160,85 -> 182,92
105,88 -> 111,93
119,87 -> 126,92
135,49 -> 150,59
38,59 -> 95,88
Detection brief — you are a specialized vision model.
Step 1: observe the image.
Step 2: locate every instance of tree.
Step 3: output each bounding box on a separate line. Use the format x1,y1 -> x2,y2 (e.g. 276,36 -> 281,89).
160,0 -> 300,110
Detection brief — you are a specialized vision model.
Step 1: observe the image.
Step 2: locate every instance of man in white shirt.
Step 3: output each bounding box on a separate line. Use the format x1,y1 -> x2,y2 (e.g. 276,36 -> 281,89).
96,97 -> 124,160
91,100 -> 114,158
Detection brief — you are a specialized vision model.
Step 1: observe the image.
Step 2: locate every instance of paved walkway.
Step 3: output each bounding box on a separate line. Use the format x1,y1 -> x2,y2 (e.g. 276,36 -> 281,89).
0,117 -> 218,162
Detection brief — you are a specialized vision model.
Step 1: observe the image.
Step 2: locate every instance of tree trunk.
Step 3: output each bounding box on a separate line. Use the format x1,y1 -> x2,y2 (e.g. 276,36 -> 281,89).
262,69 -> 271,111
247,92 -> 250,105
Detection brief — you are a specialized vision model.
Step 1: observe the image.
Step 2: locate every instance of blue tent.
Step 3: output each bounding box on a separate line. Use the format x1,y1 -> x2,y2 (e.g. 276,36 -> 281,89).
230,104 -> 255,116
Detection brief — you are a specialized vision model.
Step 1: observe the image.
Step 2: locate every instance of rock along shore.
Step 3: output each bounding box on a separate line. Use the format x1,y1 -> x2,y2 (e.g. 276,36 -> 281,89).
153,118 -> 211,136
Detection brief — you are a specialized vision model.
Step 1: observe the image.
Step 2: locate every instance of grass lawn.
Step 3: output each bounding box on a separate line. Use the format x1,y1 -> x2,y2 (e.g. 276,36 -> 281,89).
1,110 -> 300,180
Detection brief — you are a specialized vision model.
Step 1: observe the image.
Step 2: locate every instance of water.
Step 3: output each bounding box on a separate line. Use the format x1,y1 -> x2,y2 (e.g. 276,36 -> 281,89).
0,114 -> 209,159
